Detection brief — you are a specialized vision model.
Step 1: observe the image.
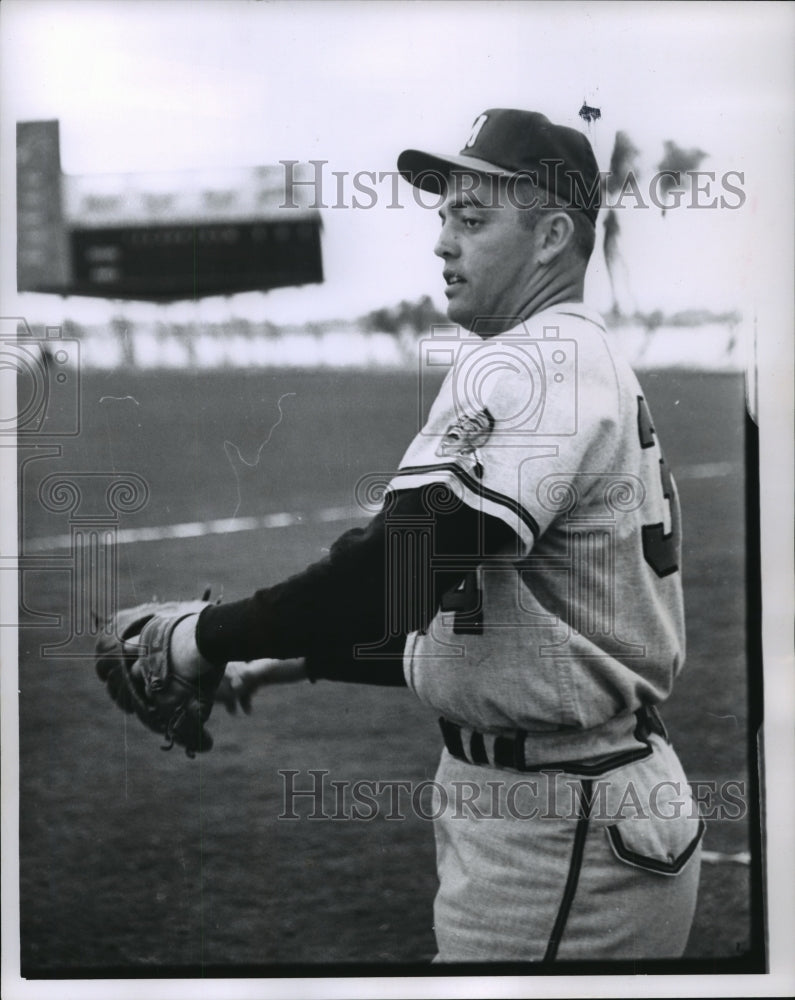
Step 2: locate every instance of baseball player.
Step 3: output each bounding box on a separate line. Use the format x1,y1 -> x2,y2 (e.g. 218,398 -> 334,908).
97,109 -> 704,962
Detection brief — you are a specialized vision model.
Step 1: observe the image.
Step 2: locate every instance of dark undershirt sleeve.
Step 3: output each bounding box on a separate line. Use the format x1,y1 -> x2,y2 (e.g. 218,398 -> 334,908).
195,485 -> 516,684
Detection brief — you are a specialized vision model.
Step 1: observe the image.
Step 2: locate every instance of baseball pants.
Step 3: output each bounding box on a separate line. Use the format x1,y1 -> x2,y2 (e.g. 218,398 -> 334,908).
430,734 -> 704,962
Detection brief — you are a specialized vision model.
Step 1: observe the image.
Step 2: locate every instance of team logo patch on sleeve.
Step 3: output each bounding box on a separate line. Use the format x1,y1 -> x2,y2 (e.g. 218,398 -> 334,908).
436,408 -> 494,477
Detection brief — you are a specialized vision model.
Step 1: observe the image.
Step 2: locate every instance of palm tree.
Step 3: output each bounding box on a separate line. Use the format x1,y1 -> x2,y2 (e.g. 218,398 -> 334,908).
602,134 -> 710,319
603,131 -> 640,317
655,140 -> 708,217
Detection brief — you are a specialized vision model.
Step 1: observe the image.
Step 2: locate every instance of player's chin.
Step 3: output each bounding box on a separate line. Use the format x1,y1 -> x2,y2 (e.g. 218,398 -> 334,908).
444,298 -> 475,331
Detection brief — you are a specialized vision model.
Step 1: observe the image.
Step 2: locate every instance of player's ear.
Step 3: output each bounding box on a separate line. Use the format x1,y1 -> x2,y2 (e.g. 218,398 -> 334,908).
537,211 -> 575,263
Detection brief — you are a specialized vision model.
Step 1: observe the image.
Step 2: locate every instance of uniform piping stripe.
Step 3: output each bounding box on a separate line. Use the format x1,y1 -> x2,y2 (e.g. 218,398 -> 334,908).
543,779 -> 593,962
606,817 -> 706,876
388,473 -> 534,550
516,743 -> 652,777
555,310 -> 607,332
391,463 -> 541,539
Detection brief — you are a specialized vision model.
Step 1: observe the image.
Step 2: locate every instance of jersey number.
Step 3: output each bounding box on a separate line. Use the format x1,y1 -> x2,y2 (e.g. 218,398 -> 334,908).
637,396 -> 680,577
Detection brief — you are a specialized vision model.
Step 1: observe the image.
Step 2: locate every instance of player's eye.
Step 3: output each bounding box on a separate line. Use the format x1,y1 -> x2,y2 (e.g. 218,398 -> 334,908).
461,217 -> 481,230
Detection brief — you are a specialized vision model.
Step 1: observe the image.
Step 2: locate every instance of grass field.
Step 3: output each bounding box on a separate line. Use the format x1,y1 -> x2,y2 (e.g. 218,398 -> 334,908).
15,364 -> 762,975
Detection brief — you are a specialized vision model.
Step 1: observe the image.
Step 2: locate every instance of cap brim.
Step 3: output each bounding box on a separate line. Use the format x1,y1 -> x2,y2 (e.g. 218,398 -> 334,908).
397,148 -> 513,193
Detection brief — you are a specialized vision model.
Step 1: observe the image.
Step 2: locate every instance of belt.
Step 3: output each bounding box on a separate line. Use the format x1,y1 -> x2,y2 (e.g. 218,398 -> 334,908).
439,705 -> 668,776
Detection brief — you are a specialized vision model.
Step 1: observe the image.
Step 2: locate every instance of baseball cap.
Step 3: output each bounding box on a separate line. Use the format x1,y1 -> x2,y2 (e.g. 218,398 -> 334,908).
397,109 -> 601,226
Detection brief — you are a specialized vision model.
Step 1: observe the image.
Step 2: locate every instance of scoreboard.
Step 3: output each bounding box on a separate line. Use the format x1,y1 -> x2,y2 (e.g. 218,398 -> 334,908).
17,121 -> 323,301
69,220 -> 322,299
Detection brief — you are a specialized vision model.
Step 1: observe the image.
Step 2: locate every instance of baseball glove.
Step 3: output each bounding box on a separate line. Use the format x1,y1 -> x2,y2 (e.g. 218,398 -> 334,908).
95,594 -> 226,757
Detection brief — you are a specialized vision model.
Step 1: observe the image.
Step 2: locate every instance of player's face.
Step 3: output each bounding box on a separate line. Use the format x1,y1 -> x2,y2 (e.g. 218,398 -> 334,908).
434,175 -> 539,333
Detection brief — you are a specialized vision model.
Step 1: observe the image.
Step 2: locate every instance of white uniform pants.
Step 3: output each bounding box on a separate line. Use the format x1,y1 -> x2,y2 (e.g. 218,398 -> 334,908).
431,734 -> 703,962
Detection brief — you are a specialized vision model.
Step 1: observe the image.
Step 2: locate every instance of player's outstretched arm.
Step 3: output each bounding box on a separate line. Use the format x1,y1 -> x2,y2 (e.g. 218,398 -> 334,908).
192,485 -> 516,674
168,615 -> 307,713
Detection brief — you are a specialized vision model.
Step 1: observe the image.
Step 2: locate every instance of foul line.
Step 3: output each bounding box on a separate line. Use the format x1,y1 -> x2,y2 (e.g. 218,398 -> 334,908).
674,461 -> 739,480
701,849 -> 751,866
24,505 -> 358,552
22,461 -> 741,553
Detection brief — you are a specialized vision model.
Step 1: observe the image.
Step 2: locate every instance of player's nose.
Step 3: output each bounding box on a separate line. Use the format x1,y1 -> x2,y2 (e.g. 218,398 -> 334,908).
434,224 -> 459,259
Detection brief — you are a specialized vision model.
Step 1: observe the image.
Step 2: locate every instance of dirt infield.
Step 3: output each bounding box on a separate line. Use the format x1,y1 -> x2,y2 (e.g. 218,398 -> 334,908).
16,366 -> 762,974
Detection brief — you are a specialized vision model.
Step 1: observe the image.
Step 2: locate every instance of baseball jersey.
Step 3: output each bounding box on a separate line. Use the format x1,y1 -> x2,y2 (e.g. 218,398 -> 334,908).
387,303 -> 685,758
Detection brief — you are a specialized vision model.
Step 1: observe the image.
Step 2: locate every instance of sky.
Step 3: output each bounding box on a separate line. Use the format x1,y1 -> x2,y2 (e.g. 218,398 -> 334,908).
1,0 -> 793,326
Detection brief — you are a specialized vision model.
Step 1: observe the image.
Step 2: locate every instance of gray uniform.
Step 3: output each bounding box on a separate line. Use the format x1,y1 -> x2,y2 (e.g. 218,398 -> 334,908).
389,303 -> 703,961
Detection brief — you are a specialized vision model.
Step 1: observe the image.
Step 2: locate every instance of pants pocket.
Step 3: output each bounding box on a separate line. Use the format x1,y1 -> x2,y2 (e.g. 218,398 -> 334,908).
596,733 -> 705,876
606,813 -> 705,875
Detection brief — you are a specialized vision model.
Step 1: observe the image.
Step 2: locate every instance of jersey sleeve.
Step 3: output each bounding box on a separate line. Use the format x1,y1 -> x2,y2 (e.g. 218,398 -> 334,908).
388,333 -> 620,555
195,483 -> 513,675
